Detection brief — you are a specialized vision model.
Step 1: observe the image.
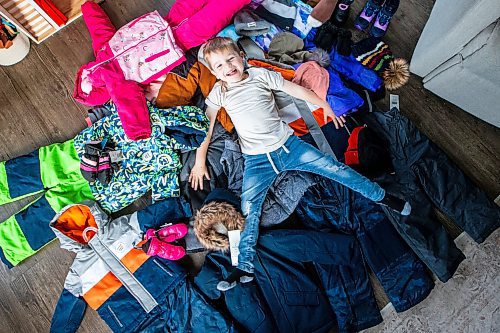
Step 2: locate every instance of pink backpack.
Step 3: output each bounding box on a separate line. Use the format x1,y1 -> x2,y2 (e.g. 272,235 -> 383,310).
107,10 -> 185,84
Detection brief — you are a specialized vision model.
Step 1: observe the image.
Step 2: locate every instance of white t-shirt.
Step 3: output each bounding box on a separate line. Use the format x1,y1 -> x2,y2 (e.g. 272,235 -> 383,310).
205,67 -> 293,155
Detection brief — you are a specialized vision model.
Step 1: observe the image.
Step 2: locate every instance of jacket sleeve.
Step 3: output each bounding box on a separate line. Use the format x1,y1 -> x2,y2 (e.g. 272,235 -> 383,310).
168,0 -> 251,50
329,48 -> 383,92
326,68 -> 365,117
100,61 -> 152,141
50,289 -> 87,333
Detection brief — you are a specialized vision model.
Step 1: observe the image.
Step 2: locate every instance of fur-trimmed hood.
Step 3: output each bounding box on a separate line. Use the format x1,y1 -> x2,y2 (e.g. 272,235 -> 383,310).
194,201 -> 245,251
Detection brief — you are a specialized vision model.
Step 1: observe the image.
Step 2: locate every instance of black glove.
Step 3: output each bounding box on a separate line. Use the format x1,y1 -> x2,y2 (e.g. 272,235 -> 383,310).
336,29 -> 353,56
217,268 -> 254,291
313,21 -> 339,53
80,141 -> 119,185
80,142 -> 101,183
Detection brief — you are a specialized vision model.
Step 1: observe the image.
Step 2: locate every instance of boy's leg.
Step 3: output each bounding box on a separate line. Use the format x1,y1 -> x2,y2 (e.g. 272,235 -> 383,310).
283,136 -> 411,214
283,135 -> 385,202
238,153 -> 279,273
217,153 -> 278,291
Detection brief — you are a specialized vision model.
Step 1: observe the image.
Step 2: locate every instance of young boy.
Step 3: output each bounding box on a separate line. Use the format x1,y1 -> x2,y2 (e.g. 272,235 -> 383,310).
189,37 -> 410,291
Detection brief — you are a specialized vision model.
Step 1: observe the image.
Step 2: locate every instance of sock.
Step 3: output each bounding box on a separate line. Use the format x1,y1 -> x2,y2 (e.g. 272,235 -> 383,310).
217,268 -> 254,291
378,193 -> 411,216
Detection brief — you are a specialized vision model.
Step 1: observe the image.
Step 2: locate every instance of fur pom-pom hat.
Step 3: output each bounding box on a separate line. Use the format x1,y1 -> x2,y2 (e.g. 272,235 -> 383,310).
194,189 -> 245,252
352,37 -> 410,90
381,57 -> 409,91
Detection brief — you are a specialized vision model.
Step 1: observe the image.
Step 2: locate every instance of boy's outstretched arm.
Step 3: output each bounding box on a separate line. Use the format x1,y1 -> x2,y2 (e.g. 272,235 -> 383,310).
281,80 -> 346,129
189,105 -> 218,191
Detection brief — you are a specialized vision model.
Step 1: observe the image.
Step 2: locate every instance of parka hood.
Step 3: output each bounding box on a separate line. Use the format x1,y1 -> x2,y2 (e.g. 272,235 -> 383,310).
50,201 -> 108,253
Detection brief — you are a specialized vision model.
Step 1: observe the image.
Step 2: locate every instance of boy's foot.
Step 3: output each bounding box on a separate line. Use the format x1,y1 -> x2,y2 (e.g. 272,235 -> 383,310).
378,193 -> 411,216
369,8 -> 393,38
330,3 -> 350,27
217,268 -> 254,291
354,0 -> 381,30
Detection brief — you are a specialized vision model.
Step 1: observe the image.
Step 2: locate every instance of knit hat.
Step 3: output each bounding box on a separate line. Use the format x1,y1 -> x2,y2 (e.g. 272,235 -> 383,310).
269,32 -> 313,64
234,9 -> 271,37
194,189 -> 245,252
292,61 -> 329,100
352,37 -> 410,90
237,37 -> 266,60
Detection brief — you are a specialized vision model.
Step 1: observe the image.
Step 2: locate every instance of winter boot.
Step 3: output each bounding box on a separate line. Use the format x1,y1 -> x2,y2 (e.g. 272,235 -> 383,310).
144,223 -> 188,243
329,2 -> 351,27
142,236 -> 186,261
354,0 -> 382,31
369,7 -> 393,38
377,193 -> 411,216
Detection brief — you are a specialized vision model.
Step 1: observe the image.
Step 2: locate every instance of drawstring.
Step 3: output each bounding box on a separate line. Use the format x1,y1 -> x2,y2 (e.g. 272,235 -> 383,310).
82,226 -> 98,243
266,153 -> 280,174
265,144 -> 289,174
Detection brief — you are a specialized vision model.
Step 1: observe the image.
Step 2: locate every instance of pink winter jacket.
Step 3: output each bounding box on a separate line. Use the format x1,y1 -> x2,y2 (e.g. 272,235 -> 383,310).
74,2 -> 185,140
75,0 -> 250,140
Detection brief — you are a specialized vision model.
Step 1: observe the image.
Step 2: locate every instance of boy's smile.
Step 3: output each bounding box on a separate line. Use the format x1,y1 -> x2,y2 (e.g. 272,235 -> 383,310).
207,49 -> 246,83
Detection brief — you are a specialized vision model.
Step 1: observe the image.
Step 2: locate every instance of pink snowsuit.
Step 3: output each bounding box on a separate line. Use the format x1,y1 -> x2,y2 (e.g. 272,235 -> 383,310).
74,2 -> 185,140
74,0 -> 250,140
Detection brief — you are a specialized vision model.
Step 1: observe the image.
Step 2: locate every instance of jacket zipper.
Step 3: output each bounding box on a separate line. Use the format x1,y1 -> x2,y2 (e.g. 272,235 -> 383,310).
85,19 -> 175,74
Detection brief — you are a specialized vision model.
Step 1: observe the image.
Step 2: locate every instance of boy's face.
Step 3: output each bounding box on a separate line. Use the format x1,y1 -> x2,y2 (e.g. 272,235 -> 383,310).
207,49 -> 245,83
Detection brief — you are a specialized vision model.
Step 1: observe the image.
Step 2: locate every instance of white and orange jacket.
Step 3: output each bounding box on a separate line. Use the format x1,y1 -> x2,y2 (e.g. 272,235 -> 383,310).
49,199 -> 234,332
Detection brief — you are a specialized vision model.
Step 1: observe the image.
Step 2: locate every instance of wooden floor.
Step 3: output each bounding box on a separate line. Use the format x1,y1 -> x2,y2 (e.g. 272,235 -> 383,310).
0,0 -> 498,332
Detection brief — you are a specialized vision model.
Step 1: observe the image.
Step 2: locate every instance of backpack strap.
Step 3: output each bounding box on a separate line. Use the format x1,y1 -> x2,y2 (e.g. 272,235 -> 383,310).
292,98 -> 338,160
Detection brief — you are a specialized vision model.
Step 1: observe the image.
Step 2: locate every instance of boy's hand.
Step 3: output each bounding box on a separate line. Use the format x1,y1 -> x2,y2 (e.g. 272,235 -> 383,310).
323,105 -> 346,129
189,162 -> 211,191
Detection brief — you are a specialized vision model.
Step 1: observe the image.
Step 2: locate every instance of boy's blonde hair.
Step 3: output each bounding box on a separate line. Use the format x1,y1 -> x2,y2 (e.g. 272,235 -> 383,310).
202,37 -> 240,69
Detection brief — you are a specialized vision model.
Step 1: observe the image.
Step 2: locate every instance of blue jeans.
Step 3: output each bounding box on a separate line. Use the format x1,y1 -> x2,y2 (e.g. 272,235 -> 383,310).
238,135 -> 385,273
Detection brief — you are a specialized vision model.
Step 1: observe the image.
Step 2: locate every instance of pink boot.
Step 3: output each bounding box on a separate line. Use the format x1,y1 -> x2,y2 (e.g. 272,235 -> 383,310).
144,237 -> 186,261
144,223 -> 188,242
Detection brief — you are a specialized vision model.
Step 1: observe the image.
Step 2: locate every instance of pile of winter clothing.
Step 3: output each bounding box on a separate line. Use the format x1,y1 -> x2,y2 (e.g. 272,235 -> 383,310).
0,102 -> 208,267
0,1 -> 498,333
